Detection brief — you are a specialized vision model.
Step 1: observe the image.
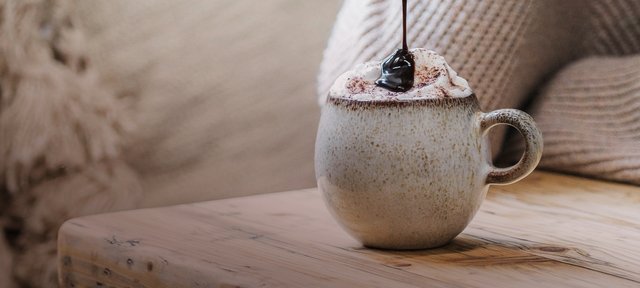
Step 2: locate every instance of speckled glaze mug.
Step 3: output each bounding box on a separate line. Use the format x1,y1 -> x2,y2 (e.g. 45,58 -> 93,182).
315,95 -> 543,249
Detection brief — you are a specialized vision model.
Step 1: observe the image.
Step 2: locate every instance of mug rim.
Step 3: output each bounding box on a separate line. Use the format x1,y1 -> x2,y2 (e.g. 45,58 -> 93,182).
326,94 -> 478,109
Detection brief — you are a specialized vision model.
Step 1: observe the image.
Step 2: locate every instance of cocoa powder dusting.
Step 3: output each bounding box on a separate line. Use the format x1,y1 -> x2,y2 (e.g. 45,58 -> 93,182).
415,66 -> 442,87
346,77 -> 369,94
438,87 -> 451,98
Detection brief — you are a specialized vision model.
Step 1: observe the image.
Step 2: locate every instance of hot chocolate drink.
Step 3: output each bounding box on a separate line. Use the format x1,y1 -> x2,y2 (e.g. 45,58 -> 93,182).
330,49 -> 472,101
314,0 -> 543,249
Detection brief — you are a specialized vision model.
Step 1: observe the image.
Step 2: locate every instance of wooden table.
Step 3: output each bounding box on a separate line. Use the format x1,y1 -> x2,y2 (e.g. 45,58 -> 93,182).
58,171 -> 640,287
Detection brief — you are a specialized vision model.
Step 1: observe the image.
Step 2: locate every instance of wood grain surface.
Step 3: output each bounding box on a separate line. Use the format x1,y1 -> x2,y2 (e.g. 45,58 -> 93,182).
58,171 -> 640,287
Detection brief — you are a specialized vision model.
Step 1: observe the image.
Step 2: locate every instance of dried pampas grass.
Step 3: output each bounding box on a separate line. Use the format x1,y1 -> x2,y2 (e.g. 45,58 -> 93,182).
0,0 -> 142,286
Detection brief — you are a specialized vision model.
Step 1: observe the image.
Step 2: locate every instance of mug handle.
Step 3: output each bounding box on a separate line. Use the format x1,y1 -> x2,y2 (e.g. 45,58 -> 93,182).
479,109 -> 543,185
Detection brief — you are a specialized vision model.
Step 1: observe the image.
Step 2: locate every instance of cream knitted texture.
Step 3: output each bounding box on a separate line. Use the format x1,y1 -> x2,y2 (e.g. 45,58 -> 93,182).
318,0 -> 640,185
505,55 -> 640,184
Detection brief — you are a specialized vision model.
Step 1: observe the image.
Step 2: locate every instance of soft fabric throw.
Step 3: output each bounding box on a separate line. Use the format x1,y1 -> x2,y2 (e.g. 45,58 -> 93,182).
318,0 -> 640,184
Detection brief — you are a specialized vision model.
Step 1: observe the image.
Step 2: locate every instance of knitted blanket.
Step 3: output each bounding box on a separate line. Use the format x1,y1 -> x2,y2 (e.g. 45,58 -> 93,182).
318,0 -> 640,184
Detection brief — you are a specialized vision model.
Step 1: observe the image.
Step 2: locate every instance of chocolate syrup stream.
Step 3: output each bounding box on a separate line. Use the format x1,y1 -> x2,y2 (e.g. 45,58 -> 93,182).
402,0 -> 408,51
375,0 -> 415,92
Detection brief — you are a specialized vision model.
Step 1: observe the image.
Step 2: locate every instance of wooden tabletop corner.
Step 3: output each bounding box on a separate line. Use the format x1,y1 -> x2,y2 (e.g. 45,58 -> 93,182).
58,171 -> 640,287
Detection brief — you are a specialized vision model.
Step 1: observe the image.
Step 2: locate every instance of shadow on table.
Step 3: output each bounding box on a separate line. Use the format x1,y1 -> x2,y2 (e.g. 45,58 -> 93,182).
356,234 -> 555,266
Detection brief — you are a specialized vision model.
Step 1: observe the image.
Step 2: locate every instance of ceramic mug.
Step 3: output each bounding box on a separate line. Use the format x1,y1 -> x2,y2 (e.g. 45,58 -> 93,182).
315,95 -> 543,249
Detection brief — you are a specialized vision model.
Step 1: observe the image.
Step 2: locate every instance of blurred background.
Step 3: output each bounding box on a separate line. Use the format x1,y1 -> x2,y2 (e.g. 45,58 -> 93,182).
76,0 -> 342,206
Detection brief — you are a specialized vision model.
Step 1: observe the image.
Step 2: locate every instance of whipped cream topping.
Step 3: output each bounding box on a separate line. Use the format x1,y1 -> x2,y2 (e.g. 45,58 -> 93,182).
329,49 -> 472,101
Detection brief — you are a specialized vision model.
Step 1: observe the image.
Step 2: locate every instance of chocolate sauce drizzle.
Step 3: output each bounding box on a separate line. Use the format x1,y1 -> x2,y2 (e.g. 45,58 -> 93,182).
375,0 -> 415,92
